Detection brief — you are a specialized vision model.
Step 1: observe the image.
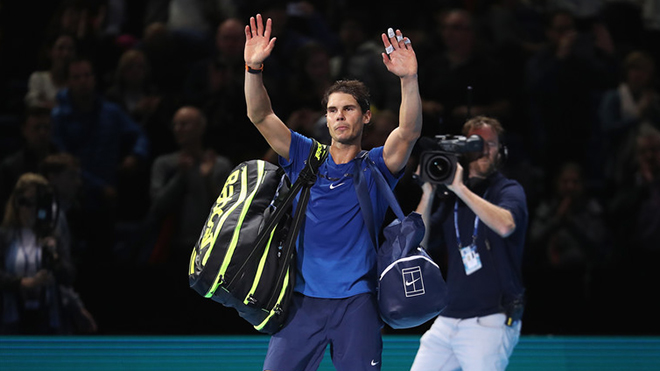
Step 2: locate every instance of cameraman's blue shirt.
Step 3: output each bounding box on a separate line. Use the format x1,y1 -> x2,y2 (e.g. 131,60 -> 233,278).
279,131 -> 401,298
428,172 -> 527,318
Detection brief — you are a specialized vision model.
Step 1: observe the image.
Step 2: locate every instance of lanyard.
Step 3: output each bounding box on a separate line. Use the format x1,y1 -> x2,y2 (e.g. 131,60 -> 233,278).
454,200 -> 479,248
453,187 -> 490,248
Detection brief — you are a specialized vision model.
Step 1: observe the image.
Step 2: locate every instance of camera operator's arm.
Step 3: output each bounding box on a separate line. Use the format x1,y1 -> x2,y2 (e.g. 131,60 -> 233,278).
448,163 -> 516,238
244,14 -> 291,160
381,29 -> 422,174
415,180 -> 436,248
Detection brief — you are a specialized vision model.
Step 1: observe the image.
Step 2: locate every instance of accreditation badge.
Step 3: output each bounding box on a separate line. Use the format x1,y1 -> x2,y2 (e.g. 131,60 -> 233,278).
460,245 -> 482,275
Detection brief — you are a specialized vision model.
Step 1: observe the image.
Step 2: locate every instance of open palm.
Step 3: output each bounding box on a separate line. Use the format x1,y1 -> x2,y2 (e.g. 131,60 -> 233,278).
381,29 -> 417,78
244,14 -> 276,66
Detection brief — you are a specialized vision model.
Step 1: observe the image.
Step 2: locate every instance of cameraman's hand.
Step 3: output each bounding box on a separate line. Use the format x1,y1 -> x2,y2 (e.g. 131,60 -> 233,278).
447,162 -> 465,195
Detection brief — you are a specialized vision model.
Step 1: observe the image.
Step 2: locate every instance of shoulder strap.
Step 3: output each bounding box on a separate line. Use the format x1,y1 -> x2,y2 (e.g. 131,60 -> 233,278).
353,153 -> 405,249
249,139 -> 327,257
279,139 -> 328,266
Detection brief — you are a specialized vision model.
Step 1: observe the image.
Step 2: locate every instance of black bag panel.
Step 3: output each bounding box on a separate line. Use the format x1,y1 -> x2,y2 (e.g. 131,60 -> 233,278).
209,254 -> 295,335
255,265 -> 296,334
189,160 -> 285,297
221,166 -> 289,289
228,213 -> 291,306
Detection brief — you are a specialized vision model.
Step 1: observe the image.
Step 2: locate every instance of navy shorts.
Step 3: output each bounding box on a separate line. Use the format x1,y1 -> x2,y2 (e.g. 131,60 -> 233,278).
263,292 -> 383,371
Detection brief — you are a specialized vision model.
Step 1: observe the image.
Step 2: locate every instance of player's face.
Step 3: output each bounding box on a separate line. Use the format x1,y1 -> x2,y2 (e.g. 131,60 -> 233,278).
326,92 -> 370,145
468,125 -> 499,178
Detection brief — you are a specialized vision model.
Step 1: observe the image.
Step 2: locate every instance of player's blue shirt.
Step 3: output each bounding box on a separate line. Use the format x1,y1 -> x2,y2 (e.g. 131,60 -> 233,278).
279,131 -> 402,298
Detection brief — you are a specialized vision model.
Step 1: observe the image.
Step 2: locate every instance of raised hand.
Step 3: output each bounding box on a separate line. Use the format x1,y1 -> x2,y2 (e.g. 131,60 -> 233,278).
381,28 -> 417,78
244,14 -> 277,67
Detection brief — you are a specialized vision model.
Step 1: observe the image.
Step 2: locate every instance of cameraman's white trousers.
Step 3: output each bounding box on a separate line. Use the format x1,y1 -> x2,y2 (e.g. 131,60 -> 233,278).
410,313 -> 521,371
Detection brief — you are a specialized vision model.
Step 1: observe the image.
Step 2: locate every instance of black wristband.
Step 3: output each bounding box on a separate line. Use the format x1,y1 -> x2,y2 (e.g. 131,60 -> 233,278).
245,64 -> 263,74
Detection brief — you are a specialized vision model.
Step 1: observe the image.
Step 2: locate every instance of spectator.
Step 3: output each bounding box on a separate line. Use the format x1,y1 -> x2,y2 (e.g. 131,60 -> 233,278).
184,17 -> 269,164
139,22 -> 191,95
598,50 -> 660,192
525,9 -> 618,175
43,0 -> 120,90
0,173 -> 91,334
286,41 -> 334,116
0,107 -> 58,216
24,33 -> 77,110
105,48 -> 177,160
50,57 -> 150,258
183,17 -> 246,105
105,48 -> 161,125
606,122 -> 660,334
418,8 -> 512,137
147,105 -> 232,264
526,161 -> 611,334
143,105 -> 232,333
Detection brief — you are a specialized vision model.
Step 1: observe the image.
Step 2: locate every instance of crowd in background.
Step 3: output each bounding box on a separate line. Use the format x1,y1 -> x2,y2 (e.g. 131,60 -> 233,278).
0,0 -> 659,335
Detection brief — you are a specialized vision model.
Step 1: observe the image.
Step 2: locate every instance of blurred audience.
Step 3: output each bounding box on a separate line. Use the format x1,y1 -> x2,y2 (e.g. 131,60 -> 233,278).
527,161 -> 611,334
606,122 -> 660,334
105,48 -> 161,125
525,9 -> 618,175
50,57 -> 150,257
105,48 -> 177,161
418,8 -> 512,137
598,50 -> 660,192
182,17 -> 267,164
141,105 -> 232,333
0,173 -> 95,334
0,107 -> 58,215
25,33 -> 77,110
147,106 -> 232,265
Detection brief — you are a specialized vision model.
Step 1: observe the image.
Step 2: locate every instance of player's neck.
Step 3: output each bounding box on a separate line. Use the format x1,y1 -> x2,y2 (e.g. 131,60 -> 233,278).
330,141 -> 361,164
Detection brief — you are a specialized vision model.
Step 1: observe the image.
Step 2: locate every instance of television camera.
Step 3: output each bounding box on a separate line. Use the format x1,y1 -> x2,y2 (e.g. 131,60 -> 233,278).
418,134 -> 484,185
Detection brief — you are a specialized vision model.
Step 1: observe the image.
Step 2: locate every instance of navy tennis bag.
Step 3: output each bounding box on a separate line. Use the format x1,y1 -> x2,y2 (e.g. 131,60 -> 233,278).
355,155 -> 448,329
377,212 -> 448,329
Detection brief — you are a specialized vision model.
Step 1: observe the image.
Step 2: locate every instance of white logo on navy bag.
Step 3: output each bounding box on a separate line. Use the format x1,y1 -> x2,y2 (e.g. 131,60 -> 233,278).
402,266 -> 425,297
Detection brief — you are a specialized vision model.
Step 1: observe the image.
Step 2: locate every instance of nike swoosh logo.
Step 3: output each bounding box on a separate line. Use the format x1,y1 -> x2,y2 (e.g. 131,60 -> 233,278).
405,278 -> 420,286
371,360 -> 380,366
329,182 -> 345,189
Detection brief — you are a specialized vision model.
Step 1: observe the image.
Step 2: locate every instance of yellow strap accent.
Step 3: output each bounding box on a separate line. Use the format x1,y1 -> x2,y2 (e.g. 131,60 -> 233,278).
244,226 -> 279,305
200,167 -> 242,266
207,161 -> 267,297
254,267 -> 290,331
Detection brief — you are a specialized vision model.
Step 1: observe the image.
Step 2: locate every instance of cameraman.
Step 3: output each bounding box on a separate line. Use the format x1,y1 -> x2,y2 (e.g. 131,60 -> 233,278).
411,116 -> 528,371
0,173 -> 75,334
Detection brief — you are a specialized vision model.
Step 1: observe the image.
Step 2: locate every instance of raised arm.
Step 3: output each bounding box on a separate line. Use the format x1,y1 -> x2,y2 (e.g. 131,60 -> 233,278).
244,14 -> 291,160
381,28 -> 423,174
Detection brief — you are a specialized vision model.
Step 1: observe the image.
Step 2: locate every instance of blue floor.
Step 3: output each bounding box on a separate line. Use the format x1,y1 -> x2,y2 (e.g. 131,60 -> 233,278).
2,335 -> 660,370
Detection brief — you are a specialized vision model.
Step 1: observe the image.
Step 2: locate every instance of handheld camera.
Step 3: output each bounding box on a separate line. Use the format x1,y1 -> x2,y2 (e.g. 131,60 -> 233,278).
419,135 -> 484,185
